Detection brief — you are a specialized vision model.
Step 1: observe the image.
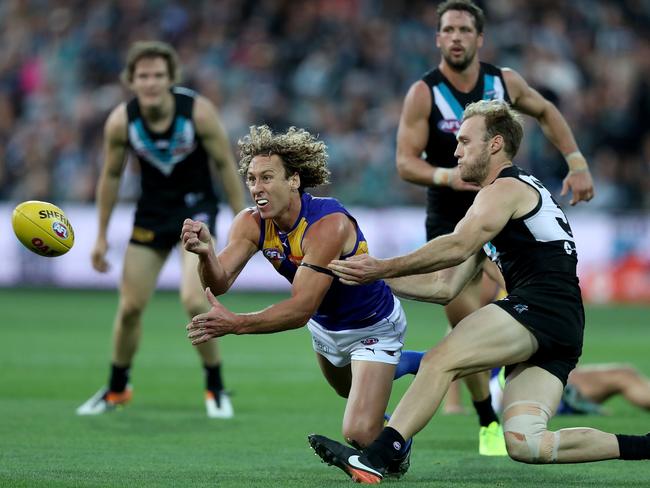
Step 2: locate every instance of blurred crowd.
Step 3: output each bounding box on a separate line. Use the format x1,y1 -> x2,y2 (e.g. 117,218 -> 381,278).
1,0 -> 649,210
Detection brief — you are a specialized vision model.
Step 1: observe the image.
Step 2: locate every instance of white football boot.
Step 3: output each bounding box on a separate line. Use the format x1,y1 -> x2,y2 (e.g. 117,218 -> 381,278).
205,390 -> 234,419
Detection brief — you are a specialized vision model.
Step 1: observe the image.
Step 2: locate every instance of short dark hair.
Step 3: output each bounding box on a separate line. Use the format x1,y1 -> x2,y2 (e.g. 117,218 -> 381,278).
462,100 -> 524,158
436,0 -> 485,34
120,41 -> 181,85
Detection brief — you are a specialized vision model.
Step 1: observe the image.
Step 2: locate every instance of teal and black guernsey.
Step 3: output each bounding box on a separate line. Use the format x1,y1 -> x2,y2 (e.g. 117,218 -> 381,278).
258,192 -> 395,331
422,62 -> 511,222
126,87 -> 218,216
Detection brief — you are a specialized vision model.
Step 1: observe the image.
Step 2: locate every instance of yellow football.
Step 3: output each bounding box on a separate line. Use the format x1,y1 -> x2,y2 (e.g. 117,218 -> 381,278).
11,200 -> 75,257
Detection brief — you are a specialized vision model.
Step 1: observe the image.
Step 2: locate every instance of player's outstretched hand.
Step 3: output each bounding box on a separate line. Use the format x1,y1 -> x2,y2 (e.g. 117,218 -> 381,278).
328,253 -> 386,285
561,169 -> 594,205
187,288 -> 240,344
181,218 -> 211,255
91,236 -> 110,273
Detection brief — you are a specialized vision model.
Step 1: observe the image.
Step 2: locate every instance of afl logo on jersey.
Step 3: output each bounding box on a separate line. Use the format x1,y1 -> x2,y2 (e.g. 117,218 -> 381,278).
437,119 -> 461,134
263,248 -> 285,261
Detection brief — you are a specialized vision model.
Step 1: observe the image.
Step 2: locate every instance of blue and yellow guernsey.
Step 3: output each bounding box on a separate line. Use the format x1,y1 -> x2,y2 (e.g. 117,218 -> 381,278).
258,192 -> 394,331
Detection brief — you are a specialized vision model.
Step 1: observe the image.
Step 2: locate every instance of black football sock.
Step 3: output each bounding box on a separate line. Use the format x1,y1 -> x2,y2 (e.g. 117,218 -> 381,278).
616,433 -> 650,460
363,427 -> 407,469
108,363 -> 130,393
204,363 -> 224,393
473,395 -> 499,427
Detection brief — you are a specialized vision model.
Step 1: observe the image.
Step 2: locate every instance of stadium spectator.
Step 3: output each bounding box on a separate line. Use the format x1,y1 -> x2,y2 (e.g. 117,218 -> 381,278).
0,0 -> 649,210
76,41 -> 246,418
309,100 -> 650,483
181,125 -> 412,478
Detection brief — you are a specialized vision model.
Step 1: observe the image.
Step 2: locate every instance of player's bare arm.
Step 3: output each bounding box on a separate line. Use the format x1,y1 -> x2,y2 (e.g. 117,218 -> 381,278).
330,179 -> 524,283
503,68 -> 594,205
187,213 -> 353,344
193,95 -> 246,214
396,81 -> 478,191
182,208 -> 260,296
91,104 -> 129,273
386,251 -> 486,304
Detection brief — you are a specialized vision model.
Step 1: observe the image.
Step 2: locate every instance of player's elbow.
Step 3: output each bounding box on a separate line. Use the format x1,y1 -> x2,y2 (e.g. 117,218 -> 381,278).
395,154 -> 415,181
395,157 -> 408,177
414,282 -> 455,305
293,310 -> 313,328
290,301 -> 318,329
391,281 -> 454,305
434,286 -> 456,305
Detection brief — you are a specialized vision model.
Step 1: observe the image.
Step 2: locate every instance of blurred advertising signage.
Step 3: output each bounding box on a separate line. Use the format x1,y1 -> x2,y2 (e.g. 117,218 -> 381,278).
1,204 -> 649,303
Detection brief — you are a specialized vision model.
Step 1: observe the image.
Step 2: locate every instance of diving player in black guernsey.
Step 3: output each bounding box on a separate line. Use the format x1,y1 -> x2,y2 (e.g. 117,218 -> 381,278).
310,100 -> 649,484
77,41 -> 245,418
394,0 -> 595,455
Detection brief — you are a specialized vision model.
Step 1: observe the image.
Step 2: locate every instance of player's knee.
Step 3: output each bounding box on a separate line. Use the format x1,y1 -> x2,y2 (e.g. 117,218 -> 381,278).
503,401 -> 558,464
180,292 -> 206,317
118,300 -> 145,328
420,346 -> 456,376
342,418 -> 380,449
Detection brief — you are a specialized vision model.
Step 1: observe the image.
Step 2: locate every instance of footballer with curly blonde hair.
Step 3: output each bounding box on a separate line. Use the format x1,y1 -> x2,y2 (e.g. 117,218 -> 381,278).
179,124 -> 431,477
238,125 -> 331,191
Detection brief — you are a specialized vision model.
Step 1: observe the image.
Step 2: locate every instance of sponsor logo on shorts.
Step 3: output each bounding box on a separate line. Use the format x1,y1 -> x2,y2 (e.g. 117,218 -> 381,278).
437,119 -> 461,134
52,221 -> 68,239
313,338 -> 332,354
361,337 -> 379,346
514,304 -> 529,314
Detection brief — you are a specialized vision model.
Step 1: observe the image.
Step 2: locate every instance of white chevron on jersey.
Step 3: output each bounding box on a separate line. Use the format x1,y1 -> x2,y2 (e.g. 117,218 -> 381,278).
433,85 -> 459,122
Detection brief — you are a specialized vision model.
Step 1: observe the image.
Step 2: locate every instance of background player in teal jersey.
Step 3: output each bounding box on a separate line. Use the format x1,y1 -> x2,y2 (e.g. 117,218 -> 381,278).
181,125 -> 412,477
77,41 -> 246,418
394,0 -> 595,455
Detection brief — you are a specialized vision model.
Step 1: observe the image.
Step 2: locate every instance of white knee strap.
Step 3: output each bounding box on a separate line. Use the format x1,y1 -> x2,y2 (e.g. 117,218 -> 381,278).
503,401 -> 559,463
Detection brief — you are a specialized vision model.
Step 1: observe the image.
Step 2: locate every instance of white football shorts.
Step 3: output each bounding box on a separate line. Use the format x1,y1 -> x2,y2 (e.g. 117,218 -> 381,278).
307,296 -> 407,367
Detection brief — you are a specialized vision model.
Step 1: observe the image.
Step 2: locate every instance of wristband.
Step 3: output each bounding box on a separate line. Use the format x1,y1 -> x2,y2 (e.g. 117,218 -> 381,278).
564,151 -> 589,173
432,168 -> 452,186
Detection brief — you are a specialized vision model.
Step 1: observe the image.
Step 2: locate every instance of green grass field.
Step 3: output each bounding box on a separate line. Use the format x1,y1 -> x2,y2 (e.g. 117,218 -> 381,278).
1,288 -> 649,487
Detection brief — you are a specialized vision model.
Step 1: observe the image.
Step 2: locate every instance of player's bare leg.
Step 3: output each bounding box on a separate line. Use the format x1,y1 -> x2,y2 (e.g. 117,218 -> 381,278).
76,244 -> 166,415
568,364 -> 650,411
316,353 -> 352,399
445,272 -> 505,454
502,365 -> 620,463
313,354 -> 411,479
113,244 -> 167,365
443,379 -> 468,414
181,246 -> 232,418
388,305 -> 538,441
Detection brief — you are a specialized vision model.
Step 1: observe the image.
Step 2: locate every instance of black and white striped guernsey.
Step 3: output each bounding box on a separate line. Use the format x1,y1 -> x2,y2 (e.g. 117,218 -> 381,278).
482,166 -> 579,292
